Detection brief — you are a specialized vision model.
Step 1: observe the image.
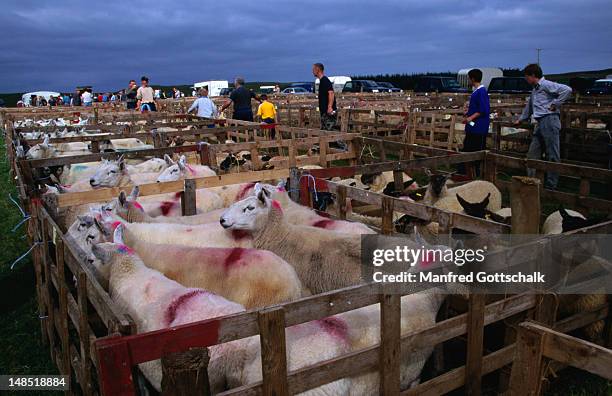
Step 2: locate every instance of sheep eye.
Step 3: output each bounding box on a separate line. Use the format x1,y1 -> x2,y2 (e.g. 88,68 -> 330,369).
109,170 -> 116,174
350,182 -> 356,186
244,205 -> 255,212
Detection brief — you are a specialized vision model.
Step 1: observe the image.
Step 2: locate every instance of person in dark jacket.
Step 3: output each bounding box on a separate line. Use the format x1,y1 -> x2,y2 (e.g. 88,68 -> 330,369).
125,80 -> 138,110
219,77 -> 261,121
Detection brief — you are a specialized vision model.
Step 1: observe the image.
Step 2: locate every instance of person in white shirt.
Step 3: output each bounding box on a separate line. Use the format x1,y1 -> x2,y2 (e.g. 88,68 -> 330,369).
188,88 -> 218,119
81,89 -> 93,106
137,76 -> 157,112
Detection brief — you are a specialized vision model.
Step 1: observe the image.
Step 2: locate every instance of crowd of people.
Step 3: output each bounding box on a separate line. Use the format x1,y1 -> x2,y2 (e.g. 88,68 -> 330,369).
19,62 -> 572,189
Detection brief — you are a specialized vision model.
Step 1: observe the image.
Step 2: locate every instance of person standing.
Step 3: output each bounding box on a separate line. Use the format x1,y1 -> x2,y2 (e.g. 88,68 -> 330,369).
137,76 -> 157,112
273,84 -> 281,94
126,80 -> 138,110
81,89 -> 93,106
515,64 -> 572,189
187,88 -> 218,119
460,68 -> 490,176
71,89 -> 81,106
257,94 -> 277,138
219,77 -> 261,121
312,63 -> 337,130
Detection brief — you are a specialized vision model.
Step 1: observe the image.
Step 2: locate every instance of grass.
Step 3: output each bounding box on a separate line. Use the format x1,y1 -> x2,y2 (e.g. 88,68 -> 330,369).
0,137 -> 59,395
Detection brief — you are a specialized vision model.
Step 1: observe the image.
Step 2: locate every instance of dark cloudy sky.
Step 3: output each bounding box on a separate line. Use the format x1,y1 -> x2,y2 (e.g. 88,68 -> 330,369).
1,0 -> 611,92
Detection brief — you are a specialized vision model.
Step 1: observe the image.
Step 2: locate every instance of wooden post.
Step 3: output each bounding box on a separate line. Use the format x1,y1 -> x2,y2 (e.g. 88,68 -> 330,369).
258,307 -> 289,396
336,185 -> 348,220
380,294 -> 401,395
77,271 -> 93,396
483,152 -> 497,184
199,143 -> 212,166
381,196 -> 395,235
508,322 -> 546,396
393,169 -> 403,193
181,179 -> 197,216
510,176 -> 541,234
41,218 -> 56,360
29,204 -> 48,344
289,167 -> 301,203
318,137 -> 328,168
161,348 -> 211,396
465,293 -> 486,396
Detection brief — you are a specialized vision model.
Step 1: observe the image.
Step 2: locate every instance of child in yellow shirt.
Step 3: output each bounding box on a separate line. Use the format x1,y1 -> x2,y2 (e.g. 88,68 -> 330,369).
257,94 -> 277,138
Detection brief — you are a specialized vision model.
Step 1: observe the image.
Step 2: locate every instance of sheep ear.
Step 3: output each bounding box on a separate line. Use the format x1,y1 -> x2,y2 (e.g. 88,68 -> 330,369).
94,217 -> 111,238
129,186 -> 140,200
164,154 -> 174,166
559,208 -> 570,219
41,135 -> 50,148
91,244 -> 112,265
257,188 -> 271,206
177,156 -> 187,171
113,224 -> 125,245
77,215 -> 94,227
424,168 -> 432,177
261,154 -> 271,162
413,226 -> 428,246
117,155 -> 126,171
118,191 -> 128,207
481,193 -> 491,207
404,179 -> 416,189
456,193 -> 469,210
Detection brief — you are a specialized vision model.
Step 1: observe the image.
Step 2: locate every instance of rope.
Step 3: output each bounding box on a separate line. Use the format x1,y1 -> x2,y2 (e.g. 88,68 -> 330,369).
11,241 -> 41,270
8,193 -> 31,232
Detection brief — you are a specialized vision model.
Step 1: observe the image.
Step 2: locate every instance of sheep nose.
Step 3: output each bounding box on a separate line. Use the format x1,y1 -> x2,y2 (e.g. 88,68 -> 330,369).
89,179 -> 95,185
219,218 -> 228,228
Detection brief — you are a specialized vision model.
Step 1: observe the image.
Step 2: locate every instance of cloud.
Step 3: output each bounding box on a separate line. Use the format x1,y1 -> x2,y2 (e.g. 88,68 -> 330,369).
0,0 -> 610,92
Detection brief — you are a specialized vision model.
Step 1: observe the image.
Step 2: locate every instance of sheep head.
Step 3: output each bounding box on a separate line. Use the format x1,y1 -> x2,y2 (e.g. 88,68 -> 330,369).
424,169 -> 452,198
456,193 -> 490,219
559,208 -> 600,232
90,156 -> 127,188
157,155 -> 188,182
220,186 -> 281,233
116,188 -> 145,222
26,136 -> 57,159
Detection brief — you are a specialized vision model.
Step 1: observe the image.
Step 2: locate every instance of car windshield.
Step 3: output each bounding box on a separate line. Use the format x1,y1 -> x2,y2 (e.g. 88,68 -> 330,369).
442,79 -> 461,88
362,81 -> 378,87
377,82 -> 392,88
593,81 -> 611,87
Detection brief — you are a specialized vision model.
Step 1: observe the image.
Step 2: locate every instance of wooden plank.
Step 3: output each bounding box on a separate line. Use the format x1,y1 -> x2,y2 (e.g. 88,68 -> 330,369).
77,271 -> 93,396
381,196 -> 395,235
510,176 -> 541,234
161,348 -> 211,396
465,293 -> 485,396
380,294 -> 401,395
258,307 -> 289,396
508,322 -> 546,396
181,179 -> 197,216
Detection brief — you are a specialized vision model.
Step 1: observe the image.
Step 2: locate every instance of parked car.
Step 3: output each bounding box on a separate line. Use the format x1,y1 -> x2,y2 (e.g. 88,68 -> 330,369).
219,87 -> 234,96
375,82 -> 402,92
413,77 -> 468,93
487,77 -> 532,94
282,87 -> 310,94
342,80 -> 381,93
586,79 -> 612,95
289,82 -> 314,93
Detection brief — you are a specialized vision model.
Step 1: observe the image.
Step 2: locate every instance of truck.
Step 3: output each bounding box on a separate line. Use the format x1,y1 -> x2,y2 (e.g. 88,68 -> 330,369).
457,67 -> 503,89
193,80 -> 229,97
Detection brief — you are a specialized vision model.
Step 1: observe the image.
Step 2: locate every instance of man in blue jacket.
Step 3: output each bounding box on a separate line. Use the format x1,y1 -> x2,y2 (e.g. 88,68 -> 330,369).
461,68 -> 490,176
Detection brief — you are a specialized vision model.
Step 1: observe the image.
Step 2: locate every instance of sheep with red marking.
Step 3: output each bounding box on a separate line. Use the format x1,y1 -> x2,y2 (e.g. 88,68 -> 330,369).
107,223 -> 305,307
91,242 -> 350,394
220,188 -> 364,294
156,154 -> 216,182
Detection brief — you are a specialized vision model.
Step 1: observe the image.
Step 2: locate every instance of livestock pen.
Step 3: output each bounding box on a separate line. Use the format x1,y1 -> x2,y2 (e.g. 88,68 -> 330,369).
3,108 -> 612,395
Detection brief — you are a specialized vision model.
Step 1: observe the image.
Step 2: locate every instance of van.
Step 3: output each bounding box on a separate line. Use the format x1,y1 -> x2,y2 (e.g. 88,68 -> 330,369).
413,77 -> 468,93
487,77 -> 532,94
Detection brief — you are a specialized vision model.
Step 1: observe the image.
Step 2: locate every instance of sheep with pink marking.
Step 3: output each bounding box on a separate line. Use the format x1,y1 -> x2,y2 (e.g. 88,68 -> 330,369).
105,223 -> 305,307
156,154 -> 216,183
91,242 -> 350,394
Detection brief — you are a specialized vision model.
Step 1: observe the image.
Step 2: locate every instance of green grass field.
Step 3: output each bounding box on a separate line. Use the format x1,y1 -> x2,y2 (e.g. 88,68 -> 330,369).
0,137 -> 609,395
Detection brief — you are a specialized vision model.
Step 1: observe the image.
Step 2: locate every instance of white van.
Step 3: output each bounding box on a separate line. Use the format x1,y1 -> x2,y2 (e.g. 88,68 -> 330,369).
22,91 -> 61,106
315,76 -> 352,93
193,81 -> 229,97
457,68 -> 503,89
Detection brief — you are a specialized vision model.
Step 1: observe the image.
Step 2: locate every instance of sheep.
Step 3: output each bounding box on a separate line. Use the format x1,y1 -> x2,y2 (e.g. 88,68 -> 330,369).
100,214 -> 253,249
220,188 -> 363,294
115,189 -> 226,224
423,169 -> 502,212
25,136 -> 56,159
127,157 -> 168,174
542,208 -> 600,234
340,289 -> 447,393
258,184 -> 376,235
360,171 -> 418,194
112,223 -> 304,307
156,155 -> 216,182
91,242 -> 350,394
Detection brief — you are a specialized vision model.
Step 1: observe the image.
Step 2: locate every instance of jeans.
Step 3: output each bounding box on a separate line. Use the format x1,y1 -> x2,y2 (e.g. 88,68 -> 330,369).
233,109 -> 254,122
527,114 -> 561,188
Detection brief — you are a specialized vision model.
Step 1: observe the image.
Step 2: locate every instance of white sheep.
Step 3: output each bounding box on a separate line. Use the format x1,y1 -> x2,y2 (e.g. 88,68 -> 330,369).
220,188 -> 363,294
111,223 -> 304,307
25,136 -> 56,159
91,242 -> 350,394
156,155 -> 216,182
